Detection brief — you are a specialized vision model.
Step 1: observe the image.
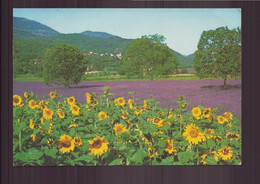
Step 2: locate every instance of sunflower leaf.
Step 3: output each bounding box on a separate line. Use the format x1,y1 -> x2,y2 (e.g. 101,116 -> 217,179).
108,158 -> 123,166
204,156 -> 217,165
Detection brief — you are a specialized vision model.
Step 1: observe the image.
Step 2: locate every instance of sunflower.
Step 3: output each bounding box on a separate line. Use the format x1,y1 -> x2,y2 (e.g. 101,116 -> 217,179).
70,104 -> 81,116
98,111 -> 108,121
153,117 -> 161,125
86,105 -> 91,112
226,132 -> 240,141
40,118 -> 44,125
24,92 -> 29,98
57,108 -> 65,119
47,138 -> 55,147
67,97 -> 76,105
19,102 -> 24,107
115,97 -> 125,107
57,134 -> 75,153
128,99 -> 133,109
121,110 -> 128,115
204,128 -> 215,139
214,135 -> 223,142
68,124 -> 78,129
192,107 -> 202,119
183,124 -> 205,145
91,98 -> 99,107
165,139 -> 177,155
208,116 -> 213,122
134,109 -> 143,116
88,135 -> 109,157
86,93 -> 92,104
13,95 -> 23,107
181,102 -> 187,108
201,151 -> 219,165
31,134 -> 36,142
50,91 -> 57,99
218,146 -> 233,161
148,147 -> 159,158
74,136 -> 83,147
28,99 -> 37,109
217,116 -> 227,124
168,114 -> 174,119
143,100 -> 149,110
29,119 -> 35,129
156,119 -> 171,128
39,100 -> 46,110
202,108 -> 211,119
224,112 -> 233,120
114,123 -> 127,135
43,107 -> 54,120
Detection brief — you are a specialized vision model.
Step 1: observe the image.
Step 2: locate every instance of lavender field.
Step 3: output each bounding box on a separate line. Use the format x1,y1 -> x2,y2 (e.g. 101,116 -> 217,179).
13,79 -> 241,116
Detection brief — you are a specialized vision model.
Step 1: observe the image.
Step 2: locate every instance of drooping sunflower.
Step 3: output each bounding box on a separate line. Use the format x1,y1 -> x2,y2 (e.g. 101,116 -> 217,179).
165,139 -> 177,155
49,91 -> 57,99
217,116 -> 227,124
218,146 -> 233,161
58,134 -> 75,153
201,151 -> 219,165
13,95 -> 23,107
67,96 -> 76,105
226,132 -> 240,141
128,99 -> 133,109
24,92 -> 29,98
68,124 -> 78,129
86,93 -> 92,104
202,108 -> 211,119
224,112 -> 233,120
29,119 -> 35,129
148,147 -> 159,158
115,97 -> 125,107
192,107 -> 202,119
28,99 -> 37,109
183,124 -> 205,145
70,104 -> 81,116
57,108 -> 65,119
88,135 -> 109,157
98,111 -> 108,121
43,107 -> 54,120
114,123 -> 127,135
74,136 -> 83,147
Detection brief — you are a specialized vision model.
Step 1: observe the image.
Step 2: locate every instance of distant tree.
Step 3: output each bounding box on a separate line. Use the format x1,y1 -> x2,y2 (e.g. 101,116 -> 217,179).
180,67 -> 188,74
194,27 -> 241,88
120,34 -> 179,80
43,44 -> 86,88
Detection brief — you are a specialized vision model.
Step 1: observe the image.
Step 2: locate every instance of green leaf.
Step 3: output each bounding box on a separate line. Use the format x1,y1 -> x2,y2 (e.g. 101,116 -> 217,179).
161,156 -> 174,165
178,151 -> 195,163
27,148 -> 44,160
207,139 -> 216,148
204,156 -> 218,165
109,158 -> 123,166
44,147 -> 58,158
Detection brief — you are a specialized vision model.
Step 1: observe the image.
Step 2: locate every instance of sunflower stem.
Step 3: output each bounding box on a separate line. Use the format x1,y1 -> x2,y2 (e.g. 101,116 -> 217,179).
106,98 -> 109,108
19,131 -> 22,152
179,121 -> 182,135
196,146 -> 199,165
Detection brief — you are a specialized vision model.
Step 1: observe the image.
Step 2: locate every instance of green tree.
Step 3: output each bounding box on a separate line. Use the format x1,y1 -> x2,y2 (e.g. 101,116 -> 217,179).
120,34 -> 179,80
43,44 -> 86,88
194,27 -> 241,88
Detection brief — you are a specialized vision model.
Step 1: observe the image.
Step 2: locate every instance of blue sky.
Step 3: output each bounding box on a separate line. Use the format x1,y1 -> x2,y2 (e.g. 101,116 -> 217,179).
13,8 -> 241,56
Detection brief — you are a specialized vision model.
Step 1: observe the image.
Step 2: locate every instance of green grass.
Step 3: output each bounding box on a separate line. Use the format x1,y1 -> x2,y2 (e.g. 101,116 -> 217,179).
13,73 -> 240,82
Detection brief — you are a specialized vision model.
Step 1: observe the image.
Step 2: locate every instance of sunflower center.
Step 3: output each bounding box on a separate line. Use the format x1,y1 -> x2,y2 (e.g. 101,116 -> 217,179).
14,98 -> 19,103
117,127 -> 122,132
190,130 -> 199,138
46,110 -> 51,116
119,99 -> 123,103
223,149 -> 229,155
204,110 -> 209,115
61,140 -> 71,148
93,140 -> 102,149
154,118 -> 160,123
194,110 -> 198,114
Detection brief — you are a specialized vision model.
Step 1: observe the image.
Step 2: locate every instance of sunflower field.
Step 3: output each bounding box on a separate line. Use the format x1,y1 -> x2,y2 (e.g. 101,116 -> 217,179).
13,87 -> 241,166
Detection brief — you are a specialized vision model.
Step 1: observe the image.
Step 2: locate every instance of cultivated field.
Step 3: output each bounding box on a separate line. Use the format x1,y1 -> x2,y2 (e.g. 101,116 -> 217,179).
13,79 -> 241,116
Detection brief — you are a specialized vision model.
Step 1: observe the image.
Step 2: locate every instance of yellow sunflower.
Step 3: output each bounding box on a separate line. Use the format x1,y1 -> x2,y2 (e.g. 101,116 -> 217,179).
115,97 -> 125,107
98,111 -> 108,121
74,136 -> 83,147
204,128 -> 215,139
202,108 -> 211,119
91,98 -> 99,107
128,99 -> 133,109
28,99 -> 37,109
57,108 -> 65,119
49,91 -> 57,99
29,119 -> 35,129
183,124 -> 205,145
86,93 -> 92,104
218,146 -> 233,161
67,96 -> 76,105
201,151 -> 219,165
224,112 -> 233,120
143,100 -> 149,110
43,107 -> 54,120
165,139 -> 177,155
68,124 -> 78,129
47,138 -> 55,147
39,100 -> 46,110
156,119 -> 171,128
226,132 -> 240,141
148,147 -> 159,158
19,102 -> 24,107
88,135 -> 109,157
217,116 -> 227,124
86,105 -> 91,112
24,92 -> 29,98
114,123 -> 127,135
13,95 -> 23,107
70,104 -> 81,116
152,117 -> 161,125
192,107 -> 202,119
181,102 -> 187,108
208,116 -> 213,122
214,135 -> 223,142
31,134 -> 36,142
168,114 -> 174,119
58,134 -> 75,153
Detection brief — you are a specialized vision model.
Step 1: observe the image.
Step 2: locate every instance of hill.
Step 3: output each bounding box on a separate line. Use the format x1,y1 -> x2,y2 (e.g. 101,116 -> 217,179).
13,17 -> 61,37
81,30 -> 118,38
173,51 -> 194,68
